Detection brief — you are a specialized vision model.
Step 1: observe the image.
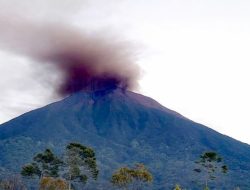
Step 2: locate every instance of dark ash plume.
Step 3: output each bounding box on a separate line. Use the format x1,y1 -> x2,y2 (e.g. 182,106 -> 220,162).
0,17 -> 140,96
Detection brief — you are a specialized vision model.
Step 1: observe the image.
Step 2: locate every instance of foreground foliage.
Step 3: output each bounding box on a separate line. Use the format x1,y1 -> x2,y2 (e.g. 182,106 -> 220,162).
194,151 -> 228,189
0,142 -> 234,190
173,184 -> 182,190
21,149 -> 62,178
0,175 -> 26,190
111,163 -> 153,190
63,143 -> 99,189
40,177 -> 67,190
21,143 -> 98,190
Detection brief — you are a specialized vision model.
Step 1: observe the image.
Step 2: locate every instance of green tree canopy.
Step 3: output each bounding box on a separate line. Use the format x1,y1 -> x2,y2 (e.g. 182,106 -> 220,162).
63,143 -> 99,189
21,143 -> 98,190
194,151 -> 228,189
21,149 -> 62,178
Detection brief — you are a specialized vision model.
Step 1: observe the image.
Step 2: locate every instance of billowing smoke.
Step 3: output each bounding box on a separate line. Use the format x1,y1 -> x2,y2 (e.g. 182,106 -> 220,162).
0,16 -> 140,96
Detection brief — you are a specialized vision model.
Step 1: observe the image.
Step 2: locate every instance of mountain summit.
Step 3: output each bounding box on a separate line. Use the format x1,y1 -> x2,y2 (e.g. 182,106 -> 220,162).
0,89 -> 250,189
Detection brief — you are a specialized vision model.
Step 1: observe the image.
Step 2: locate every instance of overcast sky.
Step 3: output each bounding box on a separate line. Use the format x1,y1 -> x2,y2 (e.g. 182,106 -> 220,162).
0,0 -> 250,144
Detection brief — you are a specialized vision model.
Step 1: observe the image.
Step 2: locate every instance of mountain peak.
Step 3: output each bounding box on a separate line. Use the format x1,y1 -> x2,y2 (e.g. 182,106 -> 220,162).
64,88 -> 184,119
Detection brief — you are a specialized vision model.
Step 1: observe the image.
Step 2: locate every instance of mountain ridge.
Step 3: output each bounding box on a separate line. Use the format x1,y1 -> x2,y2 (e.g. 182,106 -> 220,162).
0,89 -> 250,189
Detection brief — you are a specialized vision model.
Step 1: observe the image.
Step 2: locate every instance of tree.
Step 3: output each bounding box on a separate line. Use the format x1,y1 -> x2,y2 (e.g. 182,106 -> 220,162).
194,151 -> 228,189
111,167 -> 132,190
21,163 -> 41,178
173,184 -> 182,190
20,143 -> 98,190
62,143 -> 99,190
39,177 -> 67,190
21,149 -> 62,179
111,163 -> 153,190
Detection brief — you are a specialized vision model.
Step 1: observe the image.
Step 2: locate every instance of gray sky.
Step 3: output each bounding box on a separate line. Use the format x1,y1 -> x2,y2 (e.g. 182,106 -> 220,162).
0,0 -> 250,144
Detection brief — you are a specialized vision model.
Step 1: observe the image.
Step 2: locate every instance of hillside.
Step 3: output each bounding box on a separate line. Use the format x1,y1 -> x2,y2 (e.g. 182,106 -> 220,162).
0,88 -> 250,189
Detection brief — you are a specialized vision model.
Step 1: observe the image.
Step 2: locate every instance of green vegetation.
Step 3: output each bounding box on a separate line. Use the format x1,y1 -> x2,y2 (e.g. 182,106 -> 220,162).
20,143 -> 98,190
21,149 -> 62,178
194,151 -> 228,190
173,184 -> 182,190
0,144 -> 233,190
63,143 -> 99,189
111,163 -> 153,190
40,177 -> 68,190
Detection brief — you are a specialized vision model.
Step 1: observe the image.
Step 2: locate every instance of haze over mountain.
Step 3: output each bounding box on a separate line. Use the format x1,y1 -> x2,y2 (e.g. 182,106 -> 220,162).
0,88 -> 250,189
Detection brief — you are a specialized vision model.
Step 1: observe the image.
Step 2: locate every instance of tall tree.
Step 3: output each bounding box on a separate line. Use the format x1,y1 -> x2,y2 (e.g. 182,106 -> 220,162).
194,151 -> 228,189
21,143 -> 98,190
62,143 -> 99,190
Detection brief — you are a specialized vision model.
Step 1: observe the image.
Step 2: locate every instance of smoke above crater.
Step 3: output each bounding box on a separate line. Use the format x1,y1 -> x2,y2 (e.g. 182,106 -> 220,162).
0,16 -> 140,96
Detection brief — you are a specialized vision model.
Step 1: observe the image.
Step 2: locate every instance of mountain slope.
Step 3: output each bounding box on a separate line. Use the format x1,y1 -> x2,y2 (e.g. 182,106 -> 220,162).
0,89 -> 250,189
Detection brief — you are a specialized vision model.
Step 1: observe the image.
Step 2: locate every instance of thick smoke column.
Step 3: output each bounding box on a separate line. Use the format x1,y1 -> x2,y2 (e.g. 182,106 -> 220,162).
0,17 -> 140,96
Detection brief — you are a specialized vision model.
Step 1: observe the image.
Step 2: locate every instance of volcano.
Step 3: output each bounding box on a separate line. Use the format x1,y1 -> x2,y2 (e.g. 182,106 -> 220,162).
0,89 -> 250,189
